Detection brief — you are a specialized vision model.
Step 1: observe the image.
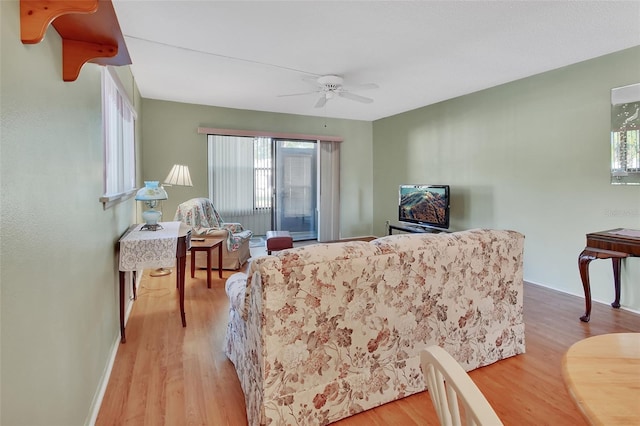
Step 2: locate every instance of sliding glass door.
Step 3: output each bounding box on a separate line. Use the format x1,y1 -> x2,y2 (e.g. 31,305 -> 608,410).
274,139 -> 317,240
207,134 -> 342,241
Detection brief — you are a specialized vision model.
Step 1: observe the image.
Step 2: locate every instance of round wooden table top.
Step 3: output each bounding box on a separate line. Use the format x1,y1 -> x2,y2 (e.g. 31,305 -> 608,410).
562,333 -> 640,426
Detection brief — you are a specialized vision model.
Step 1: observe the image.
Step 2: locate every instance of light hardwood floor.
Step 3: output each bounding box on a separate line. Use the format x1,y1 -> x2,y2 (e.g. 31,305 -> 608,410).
96,247 -> 640,425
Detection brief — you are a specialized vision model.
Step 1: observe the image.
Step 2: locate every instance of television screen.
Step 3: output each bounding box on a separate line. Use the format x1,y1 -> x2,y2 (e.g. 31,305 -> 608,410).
398,185 -> 450,229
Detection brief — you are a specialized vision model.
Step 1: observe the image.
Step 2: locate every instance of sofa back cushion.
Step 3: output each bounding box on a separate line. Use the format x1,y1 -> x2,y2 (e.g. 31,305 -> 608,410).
249,241 -> 400,390
374,229 -> 525,369
236,229 -> 525,425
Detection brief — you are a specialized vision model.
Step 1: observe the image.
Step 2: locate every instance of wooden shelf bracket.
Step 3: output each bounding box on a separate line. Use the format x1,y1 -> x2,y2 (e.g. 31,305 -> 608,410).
62,38 -> 117,82
20,0 -> 131,82
20,0 -> 98,44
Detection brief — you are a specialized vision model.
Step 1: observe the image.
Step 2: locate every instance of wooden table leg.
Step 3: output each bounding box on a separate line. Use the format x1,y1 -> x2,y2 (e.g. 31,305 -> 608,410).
612,257 -> 622,308
119,270 -> 126,343
578,248 -> 628,322
178,252 -> 187,327
191,248 -> 196,279
206,246 -> 212,288
217,242 -> 223,279
578,249 -> 595,322
132,271 -> 137,300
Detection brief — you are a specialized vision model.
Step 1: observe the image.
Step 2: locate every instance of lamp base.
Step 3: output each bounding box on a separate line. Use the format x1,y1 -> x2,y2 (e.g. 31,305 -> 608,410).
142,209 -> 162,227
150,267 -> 172,277
140,223 -> 164,231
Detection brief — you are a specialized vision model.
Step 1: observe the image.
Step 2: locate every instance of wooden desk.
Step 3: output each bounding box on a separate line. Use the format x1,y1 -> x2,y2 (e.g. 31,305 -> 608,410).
190,238 -> 224,288
562,333 -> 640,425
578,228 -> 640,322
117,222 -> 191,343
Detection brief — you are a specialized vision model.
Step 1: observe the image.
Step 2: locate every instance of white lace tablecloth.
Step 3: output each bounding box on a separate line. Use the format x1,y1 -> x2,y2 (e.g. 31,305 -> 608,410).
119,222 -> 180,271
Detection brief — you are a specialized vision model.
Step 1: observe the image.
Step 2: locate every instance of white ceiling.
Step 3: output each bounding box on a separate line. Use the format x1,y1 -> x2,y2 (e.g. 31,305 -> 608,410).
112,0 -> 640,121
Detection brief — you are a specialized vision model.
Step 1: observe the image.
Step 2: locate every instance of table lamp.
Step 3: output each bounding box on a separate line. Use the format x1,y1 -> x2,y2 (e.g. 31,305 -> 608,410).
135,181 -> 168,231
164,164 -> 193,187
146,165 -> 192,277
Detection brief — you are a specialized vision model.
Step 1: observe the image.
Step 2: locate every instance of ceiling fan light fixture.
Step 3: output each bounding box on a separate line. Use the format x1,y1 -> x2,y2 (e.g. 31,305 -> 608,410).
317,75 -> 343,87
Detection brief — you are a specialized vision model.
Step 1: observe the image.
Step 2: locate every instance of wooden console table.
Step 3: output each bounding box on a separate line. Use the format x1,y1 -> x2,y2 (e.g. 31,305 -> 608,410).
578,228 -> 640,322
117,222 -> 191,343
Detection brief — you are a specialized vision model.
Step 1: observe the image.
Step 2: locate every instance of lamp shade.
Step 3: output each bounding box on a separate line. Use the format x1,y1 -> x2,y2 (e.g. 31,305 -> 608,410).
164,164 -> 193,187
135,181 -> 168,201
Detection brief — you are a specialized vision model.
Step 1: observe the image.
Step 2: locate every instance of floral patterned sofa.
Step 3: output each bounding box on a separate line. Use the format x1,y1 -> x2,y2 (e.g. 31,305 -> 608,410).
224,229 -> 525,425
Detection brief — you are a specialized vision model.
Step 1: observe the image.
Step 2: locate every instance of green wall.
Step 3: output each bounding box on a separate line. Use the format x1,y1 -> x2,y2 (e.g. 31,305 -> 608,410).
0,1 -> 140,424
140,99 -> 374,238
373,46 -> 640,311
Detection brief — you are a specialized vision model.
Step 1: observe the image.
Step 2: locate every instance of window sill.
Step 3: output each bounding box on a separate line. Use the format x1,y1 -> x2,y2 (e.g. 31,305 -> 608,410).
100,189 -> 137,210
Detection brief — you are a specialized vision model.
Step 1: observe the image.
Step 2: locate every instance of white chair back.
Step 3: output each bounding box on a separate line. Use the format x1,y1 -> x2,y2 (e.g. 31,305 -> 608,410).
420,346 -> 503,426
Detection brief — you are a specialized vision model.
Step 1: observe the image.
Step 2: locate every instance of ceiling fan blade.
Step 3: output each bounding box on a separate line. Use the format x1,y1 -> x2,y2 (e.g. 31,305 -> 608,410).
344,82 -> 379,91
277,91 -> 318,98
314,95 -> 328,108
338,91 -> 374,104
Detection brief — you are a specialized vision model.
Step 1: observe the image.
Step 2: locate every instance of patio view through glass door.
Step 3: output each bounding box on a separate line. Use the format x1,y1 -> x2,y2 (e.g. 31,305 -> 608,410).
274,139 -> 317,241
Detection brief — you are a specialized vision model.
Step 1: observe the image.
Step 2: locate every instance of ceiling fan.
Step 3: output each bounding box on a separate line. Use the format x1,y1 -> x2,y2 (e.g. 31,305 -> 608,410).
279,75 -> 379,108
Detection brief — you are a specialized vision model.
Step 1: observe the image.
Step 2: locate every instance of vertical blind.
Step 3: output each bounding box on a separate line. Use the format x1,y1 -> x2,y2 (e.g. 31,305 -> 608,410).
207,135 -> 255,216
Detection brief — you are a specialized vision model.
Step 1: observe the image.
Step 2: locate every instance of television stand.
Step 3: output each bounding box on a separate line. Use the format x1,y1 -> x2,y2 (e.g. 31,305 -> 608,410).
387,223 -> 450,235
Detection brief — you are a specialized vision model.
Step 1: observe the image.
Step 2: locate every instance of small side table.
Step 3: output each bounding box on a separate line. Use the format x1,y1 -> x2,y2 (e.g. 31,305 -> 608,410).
190,238 -> 224,288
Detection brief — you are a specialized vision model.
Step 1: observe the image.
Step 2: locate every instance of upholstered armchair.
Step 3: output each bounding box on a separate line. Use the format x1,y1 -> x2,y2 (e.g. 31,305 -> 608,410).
174,198 -> 252,270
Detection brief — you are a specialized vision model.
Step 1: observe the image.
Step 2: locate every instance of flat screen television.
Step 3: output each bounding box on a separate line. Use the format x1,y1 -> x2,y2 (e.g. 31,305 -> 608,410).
398,184 -> 450,229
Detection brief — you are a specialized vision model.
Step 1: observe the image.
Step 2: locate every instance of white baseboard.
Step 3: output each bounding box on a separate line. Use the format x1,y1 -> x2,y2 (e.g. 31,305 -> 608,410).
85,271 -> 140,425
525,280 -> 640,316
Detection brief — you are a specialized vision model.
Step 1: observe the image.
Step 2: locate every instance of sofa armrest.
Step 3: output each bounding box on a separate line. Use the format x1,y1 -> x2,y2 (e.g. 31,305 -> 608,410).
226,272 -> 248,318
194,225 -> 252,252
195,227 -> 230,239
221,222 -> 246,233
192,227 -> 238,252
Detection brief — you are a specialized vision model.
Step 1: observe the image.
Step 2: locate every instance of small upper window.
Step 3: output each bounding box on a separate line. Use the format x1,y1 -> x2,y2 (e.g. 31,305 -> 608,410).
611,83 -> 640,185
100,67 -> 137,208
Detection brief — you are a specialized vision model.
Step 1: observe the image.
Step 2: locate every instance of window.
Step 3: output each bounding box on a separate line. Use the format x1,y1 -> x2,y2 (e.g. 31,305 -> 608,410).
100,67 -> 137,208
611,83 -> 639,185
